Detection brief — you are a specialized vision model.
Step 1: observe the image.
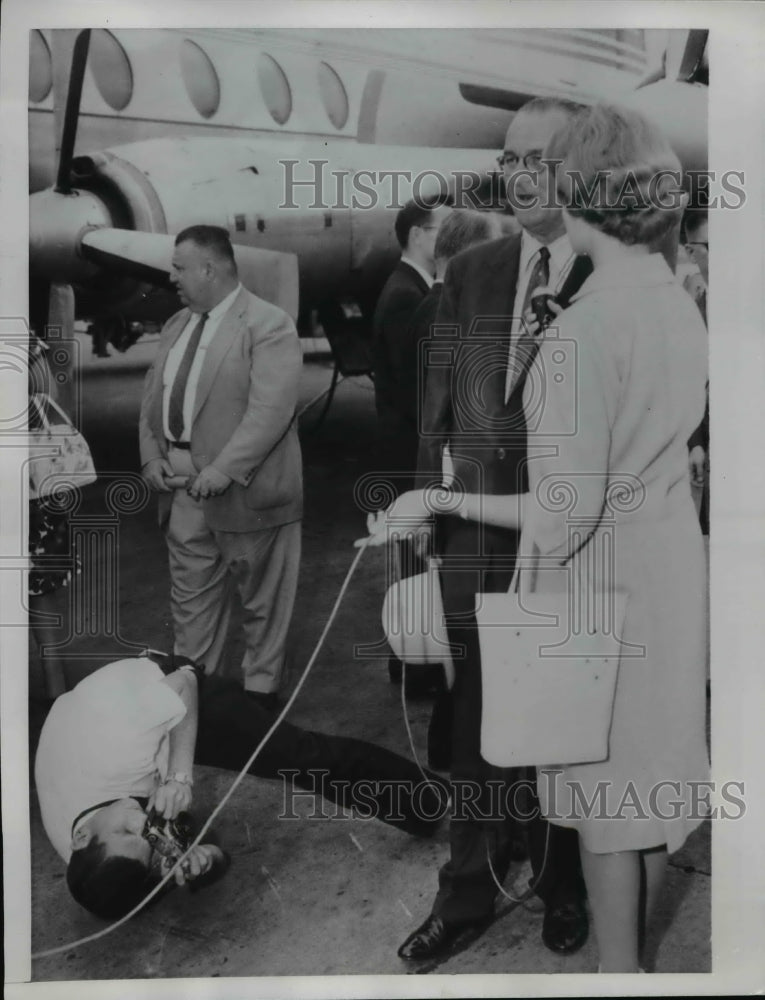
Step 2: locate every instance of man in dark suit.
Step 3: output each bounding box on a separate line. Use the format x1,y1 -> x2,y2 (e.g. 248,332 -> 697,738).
398,98 -> 593,961
373,197 -> 452,692
139,226 -> 302,710
406,209 -> 505,769
373,196 -> 453,485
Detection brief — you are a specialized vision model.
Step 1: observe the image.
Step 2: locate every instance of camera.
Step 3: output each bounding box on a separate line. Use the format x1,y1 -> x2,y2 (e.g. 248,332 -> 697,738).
144,809 -> 193,876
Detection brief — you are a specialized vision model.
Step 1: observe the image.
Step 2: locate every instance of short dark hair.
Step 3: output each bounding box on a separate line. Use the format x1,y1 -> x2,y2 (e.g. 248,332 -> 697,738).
434,210 -> 501,262
67,838 -> 162,920
175,225 -> 237,269
394,195 -> 452,250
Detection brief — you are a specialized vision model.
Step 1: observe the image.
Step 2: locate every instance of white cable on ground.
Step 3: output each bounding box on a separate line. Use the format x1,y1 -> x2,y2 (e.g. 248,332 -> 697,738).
32,536 -> 372,961
486,822 -> 551,905
399,663 -> 442,790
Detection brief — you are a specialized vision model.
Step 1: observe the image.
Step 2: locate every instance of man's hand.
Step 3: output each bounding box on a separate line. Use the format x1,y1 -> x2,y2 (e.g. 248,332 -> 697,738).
173,844 -> 227,887
522,285 -> 563,337
149,777 -> 193,821
142,458 -> 174,493
689,444 -> 706,487
187,465 -> 232,500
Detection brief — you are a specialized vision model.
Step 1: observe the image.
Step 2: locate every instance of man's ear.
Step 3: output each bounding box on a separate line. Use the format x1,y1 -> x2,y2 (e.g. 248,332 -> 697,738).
71,824 -> 92,850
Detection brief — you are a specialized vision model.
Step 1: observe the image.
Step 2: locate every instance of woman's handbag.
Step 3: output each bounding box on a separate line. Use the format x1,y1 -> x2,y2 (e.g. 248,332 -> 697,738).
477,560 -> 628,767
28,393 -> 97,499
381,557 -> 455,687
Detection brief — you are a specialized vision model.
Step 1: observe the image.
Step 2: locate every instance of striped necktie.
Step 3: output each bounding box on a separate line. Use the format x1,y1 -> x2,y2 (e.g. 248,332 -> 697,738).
168,312 -> 209,441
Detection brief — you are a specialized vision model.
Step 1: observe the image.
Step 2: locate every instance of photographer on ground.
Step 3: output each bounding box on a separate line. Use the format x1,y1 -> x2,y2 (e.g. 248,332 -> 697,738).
35,654 -> 450,920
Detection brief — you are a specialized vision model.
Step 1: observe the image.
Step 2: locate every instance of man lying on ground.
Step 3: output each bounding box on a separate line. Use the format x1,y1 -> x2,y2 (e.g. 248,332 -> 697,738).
35,653 -> 450,919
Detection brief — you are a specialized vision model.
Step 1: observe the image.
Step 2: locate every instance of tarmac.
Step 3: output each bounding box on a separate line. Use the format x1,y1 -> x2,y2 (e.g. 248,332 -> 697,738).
24,333 -> 711,989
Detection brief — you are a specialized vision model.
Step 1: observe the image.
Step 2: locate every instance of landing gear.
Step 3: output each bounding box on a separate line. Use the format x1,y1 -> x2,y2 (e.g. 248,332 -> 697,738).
302,300 -> 375,432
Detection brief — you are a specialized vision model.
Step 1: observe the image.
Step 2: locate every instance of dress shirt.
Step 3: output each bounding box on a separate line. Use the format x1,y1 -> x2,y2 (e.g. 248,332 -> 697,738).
400,255 -> 435,289
162,283 -> 243,442
35,658 -> 185,860
504,232 -> 576,401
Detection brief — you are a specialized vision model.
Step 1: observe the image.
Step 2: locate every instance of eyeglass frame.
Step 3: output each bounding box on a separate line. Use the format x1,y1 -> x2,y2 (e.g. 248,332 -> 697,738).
496,150 -> 546,172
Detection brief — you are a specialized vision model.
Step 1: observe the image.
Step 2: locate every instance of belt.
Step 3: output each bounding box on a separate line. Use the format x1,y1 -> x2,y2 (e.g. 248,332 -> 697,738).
168,440 -> 191,450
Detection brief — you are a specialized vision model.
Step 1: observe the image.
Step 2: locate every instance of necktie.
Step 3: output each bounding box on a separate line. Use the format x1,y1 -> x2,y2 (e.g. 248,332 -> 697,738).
168,312 -> 208,441
507,246 -> 551,400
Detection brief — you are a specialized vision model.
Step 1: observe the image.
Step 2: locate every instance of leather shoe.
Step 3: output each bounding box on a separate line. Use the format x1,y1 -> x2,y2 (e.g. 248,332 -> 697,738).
397,914 -> 476,961
542,897 -> 589,954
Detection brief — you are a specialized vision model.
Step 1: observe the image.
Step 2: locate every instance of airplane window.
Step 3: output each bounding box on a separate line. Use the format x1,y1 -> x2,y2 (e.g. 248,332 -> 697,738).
29,29 -> 52,103
318,62 -> 349,130
258,53 -> 292,125
90,30 -> 133,111
181,39 -> 221,119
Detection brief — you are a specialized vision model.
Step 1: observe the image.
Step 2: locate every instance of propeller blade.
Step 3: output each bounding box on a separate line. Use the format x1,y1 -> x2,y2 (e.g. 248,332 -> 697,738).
80,229 -> 299,320
458,82 -> 536,112
55,29 -> 91,194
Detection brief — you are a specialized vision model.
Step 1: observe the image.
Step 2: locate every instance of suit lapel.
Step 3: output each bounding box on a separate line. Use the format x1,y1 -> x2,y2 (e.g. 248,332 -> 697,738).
471,236 -> 521,419
192,288 -> 249,423
150,310 -> 191,435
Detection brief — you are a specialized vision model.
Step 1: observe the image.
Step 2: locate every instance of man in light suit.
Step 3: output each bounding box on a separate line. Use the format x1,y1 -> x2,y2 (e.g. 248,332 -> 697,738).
139,225 -> 302,709
398,98 -> 593,961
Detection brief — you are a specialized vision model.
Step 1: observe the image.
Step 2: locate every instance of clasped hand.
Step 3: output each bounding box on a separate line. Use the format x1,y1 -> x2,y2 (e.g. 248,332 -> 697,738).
141,459 -> 232,499
186,465 -> 232,500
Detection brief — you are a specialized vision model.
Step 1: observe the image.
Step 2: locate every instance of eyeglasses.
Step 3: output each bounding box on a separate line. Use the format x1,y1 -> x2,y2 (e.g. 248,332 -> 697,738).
496,150 -> 544,171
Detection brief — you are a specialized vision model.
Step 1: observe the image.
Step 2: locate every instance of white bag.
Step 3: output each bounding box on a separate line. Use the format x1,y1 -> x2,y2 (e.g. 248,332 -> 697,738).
28,394 -> 96,499
477,567 -> 628,767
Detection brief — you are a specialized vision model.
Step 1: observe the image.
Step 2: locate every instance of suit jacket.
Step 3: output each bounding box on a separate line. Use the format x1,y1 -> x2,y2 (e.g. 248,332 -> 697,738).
373,261 -> 430,470
139,286 -> 303,532
417,234 -> 592,498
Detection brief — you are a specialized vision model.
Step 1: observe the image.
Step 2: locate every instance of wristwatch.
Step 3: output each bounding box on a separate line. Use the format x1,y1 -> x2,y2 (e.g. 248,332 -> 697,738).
165,771 -> 194,787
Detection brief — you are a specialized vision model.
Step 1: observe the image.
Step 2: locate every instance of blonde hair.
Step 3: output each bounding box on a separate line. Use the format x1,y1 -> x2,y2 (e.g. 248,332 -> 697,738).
546,103 -> 685,246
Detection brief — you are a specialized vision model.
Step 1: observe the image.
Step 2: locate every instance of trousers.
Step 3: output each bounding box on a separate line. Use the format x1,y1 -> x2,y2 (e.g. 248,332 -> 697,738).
187,671 -> 450,837
431,517 -> 584,922
165,448 -> 300,694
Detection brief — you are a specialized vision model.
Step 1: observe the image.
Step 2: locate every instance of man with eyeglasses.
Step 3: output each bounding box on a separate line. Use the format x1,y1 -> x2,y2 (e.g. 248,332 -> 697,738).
399,97 -> 593,962
35,654 -> 450,920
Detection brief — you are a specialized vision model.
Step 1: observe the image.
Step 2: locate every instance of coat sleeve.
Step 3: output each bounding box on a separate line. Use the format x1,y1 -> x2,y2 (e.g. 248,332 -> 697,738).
138,352 -> 166,469
211,305 -> 302,485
